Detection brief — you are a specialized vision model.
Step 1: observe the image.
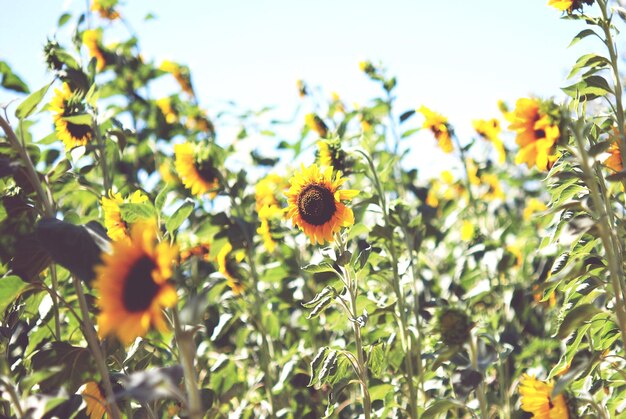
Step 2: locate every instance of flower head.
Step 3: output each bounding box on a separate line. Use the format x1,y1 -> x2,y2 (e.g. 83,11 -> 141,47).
548,0 -> 594,12
257,204 -> 283,253
524,198 -> 548,221
518,374 -> 570,418
317,138 -> 350,173
160,60 -> 194,96
174,142 -> 220,197
481,173 -> 505,201
285,164 -> 358,244
94,221 -> 178,345
81,381 -> 110,419
604,140 -> 623,172
508,98 -> 560,171
436,308 -> 473,346
156,97 -> 178,124
255,173 -> 287,212
217,242 -> 245,294
91,0 -> 120,20
50,83 -> 93,150
418,106 -> 453,153
101,190 -> 150,242
473,118 -> 506,163
82,29 -> 107,71
305,113 -> 329,138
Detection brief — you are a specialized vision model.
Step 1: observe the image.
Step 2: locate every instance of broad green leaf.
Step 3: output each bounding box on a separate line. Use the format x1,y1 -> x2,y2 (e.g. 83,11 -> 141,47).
0,61 -> 29,93
557,304 -> 602,339
422,399 -> 468,419
15,82 -> 52,119
562,75 -> 612,101
0,275 -> 30,315
302,285 -> 337,308
301,262 -> 337,274
369,383 -> 394,402
306,295 -> 335,319
119,202 -> 157,224
308,346 -> 330,387
62,114 -> 92,126
568,28 -> 599,47
367,341 -> 386,379
155,185 -> 173,210
166,201 -> 194,234
30,342 -> 96,393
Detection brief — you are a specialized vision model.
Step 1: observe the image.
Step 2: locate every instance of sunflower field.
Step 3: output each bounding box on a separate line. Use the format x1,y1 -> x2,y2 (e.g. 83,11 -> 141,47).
2,0 -> 626,418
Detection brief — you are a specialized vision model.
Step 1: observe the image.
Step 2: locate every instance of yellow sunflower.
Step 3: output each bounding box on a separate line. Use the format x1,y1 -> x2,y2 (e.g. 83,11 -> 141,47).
426,171 -> 466,208
180,243 -> 211,262
604,140 -> 623,172
156,97 -> 178,124
461,221 -> 475,242
481,173 -> 505,201
548,0 -> 573,10
518,374 -> 569,418
255,173 -> 286,211
174,142 -> 220,197
508,98 -> 560,171
473,118 -> 506,163
82,29 -> 107,71
94,221 -> 178,345
418,106 -> 454,153
317,138 -> 349,173
305,113 -> 329,138
257,204 -> 283,253
285,164 -> 358,244
101,190 -> 149,242
49,83 -> 93,150
217,242 -> 245,294
524,198 -> 548,221
81,381 -> 109,419
297,79 -> 307,98
160,60 -> 194,96
91,0 -> 120,20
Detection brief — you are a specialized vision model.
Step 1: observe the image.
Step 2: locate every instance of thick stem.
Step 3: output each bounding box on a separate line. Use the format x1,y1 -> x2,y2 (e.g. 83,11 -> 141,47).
72,276 -> 121,419
172,307 -> 202,419
469,335 -> 488,419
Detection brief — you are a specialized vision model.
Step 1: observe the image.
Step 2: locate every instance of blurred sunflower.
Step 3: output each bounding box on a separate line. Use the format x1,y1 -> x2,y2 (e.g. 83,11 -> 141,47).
518,374 -> 569,418
285,164 -> 358,244
481,173 -> 505,201
217,242 -> 245,294
101,190 -> 149,242
82,29 -> 107,71
156,97 -> 178,124
174,142 -> 220,197
94,221 -> 178,345
604,140 -> 623,172
81,381 -> 109,419
305,113 -> 329,138
49,83 -> 93,150
461,221 -> 475,242
255,173 -> 287,212
257,205 -> 283,253
160,60 -> 194,96
418,106 -> 453,153
426,171 -> 466,208
508,98 -> 560,171
317,138 -> 350,173
524,198 -> 548,221
91,0 -> 120,20
473,118 -> 506,163
548,0 -> 593,12
296,79 -> 308,98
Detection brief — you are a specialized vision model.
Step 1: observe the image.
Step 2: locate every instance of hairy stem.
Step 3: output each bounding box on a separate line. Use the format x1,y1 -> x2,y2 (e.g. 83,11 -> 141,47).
172,307 -> 202,418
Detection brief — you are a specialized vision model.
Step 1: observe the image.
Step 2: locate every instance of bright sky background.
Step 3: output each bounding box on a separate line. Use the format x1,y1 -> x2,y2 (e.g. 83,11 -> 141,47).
0,0 -> 608,177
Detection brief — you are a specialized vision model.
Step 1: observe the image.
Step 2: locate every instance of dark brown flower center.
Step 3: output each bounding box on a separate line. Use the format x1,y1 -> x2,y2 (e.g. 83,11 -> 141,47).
66,122 -> 92,140
297,184 -> 336,226
534,129 -> 546,139
123,256 -> 160,312
194,160 -> 219,183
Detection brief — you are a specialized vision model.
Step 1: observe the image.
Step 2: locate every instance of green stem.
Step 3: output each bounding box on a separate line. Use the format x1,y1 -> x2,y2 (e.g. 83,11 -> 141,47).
72,276 -> 121,419
469,335 -> 488,419
172,307 -> 202,418
93,118 -> 112,192
0,377 -> 24,418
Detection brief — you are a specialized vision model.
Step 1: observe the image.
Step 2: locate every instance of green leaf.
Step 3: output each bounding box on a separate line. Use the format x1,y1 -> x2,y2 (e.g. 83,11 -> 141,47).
557,304 -> 602,339
58,13 -> 72,27
155,185 -> 173,210
30,342 -> 97,393
567,54 -> 610,79
0,275 -> 30,315
0,61 -> 29,93
367,341 -> 386,379
306,296 -> 335,319
15,82 -> 52,119
562,75 -> 612,101
308,346 -> 330,387
369,383 -> 394,402
422,399 -> 468,419
318,349 -> 338,383
568,29 -> 598,47
61,114 -> 92,126
166,201 -> 194,234
119,202 -> 156,224
302,286 -> 338,308
588,140 -> 612,156
301,262 -> 337,274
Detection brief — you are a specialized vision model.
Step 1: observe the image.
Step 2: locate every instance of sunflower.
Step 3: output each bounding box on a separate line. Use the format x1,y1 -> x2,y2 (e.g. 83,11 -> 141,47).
461,221 -> 475,242
81,381 -> 109,419
101,190 -> 149,242
418,106 -> 454,153
257,204 -> 283,253
481,173 -> 505,201
305,113 -> 329,138
82,29 -> 107,71
285,164 -> 358,244
436,308 -> 473,346
180,243 -> 211,262
518,374 -> 570,418
473,118 -> 506,163
297,79 -> 308,98
91,0 -> 120,20
524,198 -> 548,221
174,142 -> 220,197
94,221 -> 178,345
548,0 -> 593,12
50,83 -> 93,150
508,98 -> 560,171
426,171 -> 466,208
317,138 -> 350,173
604,140 -> 623,172
156,97 -> 178,124
160,60 -> 194,96
255,173 -> 287,212
217,242 -> 245,294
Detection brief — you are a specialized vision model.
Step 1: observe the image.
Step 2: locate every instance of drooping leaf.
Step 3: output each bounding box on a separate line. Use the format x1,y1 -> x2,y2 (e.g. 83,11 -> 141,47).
0,275 -> 30,316
15,82 -> 52,119
166,201 -> 194,234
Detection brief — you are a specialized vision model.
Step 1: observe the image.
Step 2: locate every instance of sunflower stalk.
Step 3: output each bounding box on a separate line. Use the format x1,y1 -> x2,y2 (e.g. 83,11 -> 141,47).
356,149 -> 419,418
469,334 -> 488,419
93,116 -> 112,192
72,275 -> 121,419
171,306 -> 202,419
0,377 -> 24,419
334,233 -> 372,419
571,120 -> 626,349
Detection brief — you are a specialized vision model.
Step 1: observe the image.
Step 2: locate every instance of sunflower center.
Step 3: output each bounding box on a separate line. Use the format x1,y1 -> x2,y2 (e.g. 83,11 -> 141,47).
297,184 -> 336,226
66,122 -> 92,140
534,129 -> 546,139
195,160 -> 219,183
122,256 -> 160,312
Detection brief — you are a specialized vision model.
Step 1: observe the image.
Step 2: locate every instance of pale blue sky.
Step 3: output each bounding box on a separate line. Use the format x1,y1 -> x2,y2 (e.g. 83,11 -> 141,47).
0,1 -> 607,175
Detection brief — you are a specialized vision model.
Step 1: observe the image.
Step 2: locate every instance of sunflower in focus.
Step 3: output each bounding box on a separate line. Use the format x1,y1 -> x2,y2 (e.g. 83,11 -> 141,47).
305,113 -> 329,138
604,140 -> 623,172
217,242 -> 245,294
508,98 -> 560,171
82,29 -> 107,71
94,221 -> 178,345
160,60 -> 194,96
418,106 -> 453,153
255,173 -> 287,212
473,118 -> 506,163
91,0 -> 120,20
285,164 -> 358,244
257,205 -> 283,253
49,83 -> 93,150
174,142 -> 220,197
101,190 -> 150,242
81,381 -> 109,419
518,374 -> 570,418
